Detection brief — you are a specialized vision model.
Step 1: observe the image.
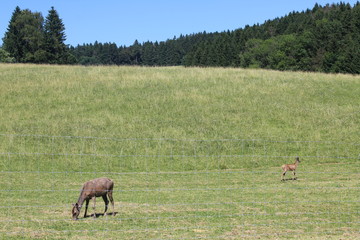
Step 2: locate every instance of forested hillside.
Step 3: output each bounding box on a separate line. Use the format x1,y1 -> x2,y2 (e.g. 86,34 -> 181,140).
70,2 -> 360,73
2,2 -> 360,73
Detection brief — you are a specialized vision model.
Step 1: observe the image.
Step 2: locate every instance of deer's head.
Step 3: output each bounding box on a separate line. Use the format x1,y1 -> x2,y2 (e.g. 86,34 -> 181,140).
72,203 -> 81,220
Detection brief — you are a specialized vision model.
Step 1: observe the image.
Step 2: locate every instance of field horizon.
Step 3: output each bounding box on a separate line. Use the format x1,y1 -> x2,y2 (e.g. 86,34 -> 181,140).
0,64 -> 359,239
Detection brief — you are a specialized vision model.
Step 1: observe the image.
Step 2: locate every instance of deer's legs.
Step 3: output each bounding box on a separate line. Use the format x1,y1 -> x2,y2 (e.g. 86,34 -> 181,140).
84,199 -> 89,218
92,197 -> 96,218
293,171 -> 296,180
102,195 -> 109,215
281,171 -> 286,181
108,191 -> 115,215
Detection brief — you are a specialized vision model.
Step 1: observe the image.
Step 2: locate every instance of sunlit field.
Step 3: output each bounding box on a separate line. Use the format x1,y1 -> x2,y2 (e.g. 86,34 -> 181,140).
0,64 -> 359,239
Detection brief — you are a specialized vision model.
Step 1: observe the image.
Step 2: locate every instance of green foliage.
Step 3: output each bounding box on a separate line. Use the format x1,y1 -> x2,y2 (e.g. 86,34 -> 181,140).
240,34 -> 313,71
2,6 -> 71,64
3,3 -> 360,73
44,7 -> 69,64
2,6 -> 22,61
68,2 -> 360,74
3,8 -> 44,63
0,48 -> 15,63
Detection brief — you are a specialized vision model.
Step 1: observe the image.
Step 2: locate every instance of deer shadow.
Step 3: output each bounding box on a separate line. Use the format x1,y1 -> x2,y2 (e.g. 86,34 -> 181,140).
281,177 -> 298,182
84,212 -> 118,218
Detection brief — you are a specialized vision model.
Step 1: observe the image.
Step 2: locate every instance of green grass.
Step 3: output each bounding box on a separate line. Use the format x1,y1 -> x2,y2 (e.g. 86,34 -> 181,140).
0,64 -> 359,141
0,64 -> 359,239
1,168 -> 360,239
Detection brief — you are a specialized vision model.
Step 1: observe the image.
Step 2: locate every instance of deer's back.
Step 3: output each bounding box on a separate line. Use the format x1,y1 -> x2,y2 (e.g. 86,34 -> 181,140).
282,164 -> 296,171
82,178 -> 114,197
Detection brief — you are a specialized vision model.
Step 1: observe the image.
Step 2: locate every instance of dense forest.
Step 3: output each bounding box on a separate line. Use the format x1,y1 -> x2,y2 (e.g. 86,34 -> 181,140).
2,2 -> 360,73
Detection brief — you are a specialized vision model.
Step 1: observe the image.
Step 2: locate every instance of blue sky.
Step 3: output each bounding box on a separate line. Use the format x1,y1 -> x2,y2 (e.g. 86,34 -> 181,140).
1,1 -> 359,47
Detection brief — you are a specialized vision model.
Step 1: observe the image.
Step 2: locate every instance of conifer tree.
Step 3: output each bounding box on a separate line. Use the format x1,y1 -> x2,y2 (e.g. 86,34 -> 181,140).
44,7 -> 67,64
2,6 -> 22,61
3,7 -> 47,63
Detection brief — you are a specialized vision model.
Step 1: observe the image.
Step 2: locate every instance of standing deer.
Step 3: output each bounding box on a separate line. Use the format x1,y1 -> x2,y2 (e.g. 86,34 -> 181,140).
72,177 -> 114,220
281,157 -> 301,181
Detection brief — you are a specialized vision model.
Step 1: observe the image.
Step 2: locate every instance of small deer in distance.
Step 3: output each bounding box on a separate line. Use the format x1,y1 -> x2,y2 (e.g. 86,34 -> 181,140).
281,157 -> 301,181
72,177 -> 114,220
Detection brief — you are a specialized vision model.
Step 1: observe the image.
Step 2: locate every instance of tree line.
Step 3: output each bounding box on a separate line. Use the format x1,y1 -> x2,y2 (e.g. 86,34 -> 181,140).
2,2 -> 360,74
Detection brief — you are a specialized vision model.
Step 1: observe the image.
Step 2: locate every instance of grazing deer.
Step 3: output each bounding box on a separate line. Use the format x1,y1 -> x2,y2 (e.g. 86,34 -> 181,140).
72,177 -> 114,220
281,157 -> 301,181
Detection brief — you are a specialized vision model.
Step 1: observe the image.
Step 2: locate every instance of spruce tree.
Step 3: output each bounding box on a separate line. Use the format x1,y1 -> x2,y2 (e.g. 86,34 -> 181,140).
44,7 -> 67,64
2,6 -> 22,62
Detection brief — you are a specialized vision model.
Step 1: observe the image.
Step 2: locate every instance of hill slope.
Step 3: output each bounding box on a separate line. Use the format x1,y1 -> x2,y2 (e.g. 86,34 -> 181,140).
1,64 -> 359,141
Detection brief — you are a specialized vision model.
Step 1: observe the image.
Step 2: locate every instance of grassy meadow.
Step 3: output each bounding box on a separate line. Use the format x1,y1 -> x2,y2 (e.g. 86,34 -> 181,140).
0,64 -> 359,239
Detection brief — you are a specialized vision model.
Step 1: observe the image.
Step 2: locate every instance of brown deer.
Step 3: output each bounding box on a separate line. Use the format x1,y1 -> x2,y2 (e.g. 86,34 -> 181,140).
281,157 -> 301,181
72,177 -> 114,220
